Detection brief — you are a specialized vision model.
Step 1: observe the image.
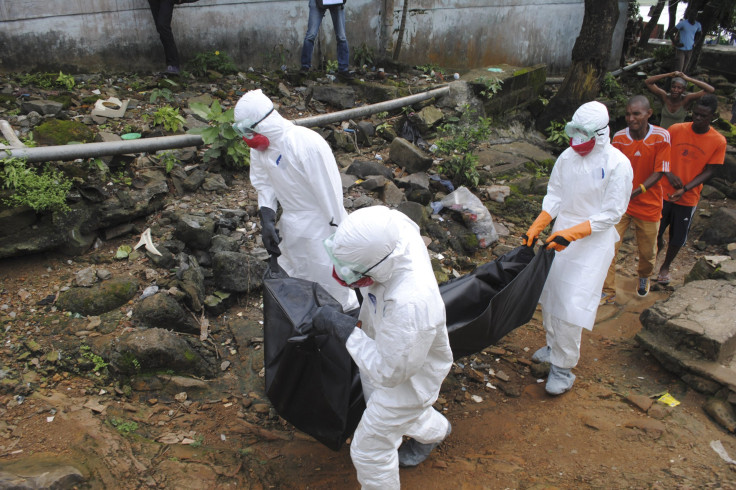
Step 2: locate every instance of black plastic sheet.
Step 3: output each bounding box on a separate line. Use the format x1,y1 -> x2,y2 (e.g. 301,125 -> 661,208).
441,245 -> 555,359
262,245 -> 554,450
263,272 -> 365,451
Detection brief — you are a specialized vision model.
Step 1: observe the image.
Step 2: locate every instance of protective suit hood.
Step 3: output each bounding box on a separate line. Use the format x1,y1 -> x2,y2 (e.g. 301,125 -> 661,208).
570,101 -> 611,150
330,207 -> 418,284
233,89 -> 290,144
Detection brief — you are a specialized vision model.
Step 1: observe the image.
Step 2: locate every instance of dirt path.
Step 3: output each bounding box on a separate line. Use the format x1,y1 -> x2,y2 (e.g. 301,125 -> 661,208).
2,240 -> 736,488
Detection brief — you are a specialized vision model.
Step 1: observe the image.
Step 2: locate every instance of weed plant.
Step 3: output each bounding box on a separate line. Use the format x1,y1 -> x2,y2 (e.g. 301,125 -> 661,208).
150,106 -> 186,132
188,100 -> 250,168
189,50 -> 238,77
0,157 -> 72,212
433,107 -> 493,188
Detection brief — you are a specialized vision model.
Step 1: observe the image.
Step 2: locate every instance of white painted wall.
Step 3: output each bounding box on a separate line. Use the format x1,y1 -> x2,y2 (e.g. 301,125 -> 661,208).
0,0 -> 626,75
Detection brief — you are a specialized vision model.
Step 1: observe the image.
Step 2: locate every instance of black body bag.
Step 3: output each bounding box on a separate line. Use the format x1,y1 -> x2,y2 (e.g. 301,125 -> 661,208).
441,245 -> 555,359
263,245 -> 553,449
263,267 -> 364,451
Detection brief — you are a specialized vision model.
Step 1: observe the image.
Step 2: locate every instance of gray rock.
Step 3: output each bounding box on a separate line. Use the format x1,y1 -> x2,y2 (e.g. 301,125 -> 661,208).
180,258 -> 206,312
638,279 -> 736,393
437,80 -> 485,116
356,121 -> 374,146
406,188 -> 433,205
110,327 -> 212,377
57,278 -> 139,316
397,172 -> 430,191
311,85 -> 356,109
381,181 -> 406,206
701,184 -> 726,200
485,184 -> 511,203
411,105 -> 444,133
389,137 -> 432,174
351,195 -> 376,209
700,208 -> 736,245
0,464 -> 84,489
183,168 -> 207,192
202,173 -> 228,191
187,93 -> 214,110
346,159 -> 393,179
360,175 -> 388,191
75,266 -> 97,287
95,131 -> 122,143
175,214 -> 215,249
21,99 -> 63,116
147,247 -> 177,269
133,293 -> 200,334
397,201 -> 429,227
213,252 -> 267,292
332,131 -> 356,152
96,269 -> 112,281
210,235 -> 240,253
340,173 -> 358,191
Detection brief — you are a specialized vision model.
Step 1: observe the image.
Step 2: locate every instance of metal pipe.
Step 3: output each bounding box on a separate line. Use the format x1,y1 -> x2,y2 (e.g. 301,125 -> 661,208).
293,86 -> 450,127
5,86 -> 450,163
610,57 -> 655,77
5,134 -> 205,163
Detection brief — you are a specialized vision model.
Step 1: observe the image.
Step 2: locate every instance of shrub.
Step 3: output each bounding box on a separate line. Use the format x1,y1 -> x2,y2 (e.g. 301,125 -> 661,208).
1,157 -> 72,212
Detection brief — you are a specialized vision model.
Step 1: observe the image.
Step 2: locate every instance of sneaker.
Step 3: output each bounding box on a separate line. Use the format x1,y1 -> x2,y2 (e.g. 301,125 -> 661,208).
600,292 -> 616,305
337,70 -> 355,81
166,65 -> 180,74
637,277 -> 650,297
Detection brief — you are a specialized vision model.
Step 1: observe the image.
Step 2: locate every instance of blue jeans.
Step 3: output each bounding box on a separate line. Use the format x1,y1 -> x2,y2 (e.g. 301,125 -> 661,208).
300,0 -> 349,72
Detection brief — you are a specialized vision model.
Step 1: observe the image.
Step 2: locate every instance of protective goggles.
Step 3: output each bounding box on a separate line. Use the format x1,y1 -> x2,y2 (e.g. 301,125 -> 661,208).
564,121 -> 606,142
324,233 -> 393,286
232,106 -> 274,139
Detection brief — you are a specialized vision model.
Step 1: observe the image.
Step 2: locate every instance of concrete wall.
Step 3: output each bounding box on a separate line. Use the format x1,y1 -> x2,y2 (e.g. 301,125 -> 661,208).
0,0 -> 626,75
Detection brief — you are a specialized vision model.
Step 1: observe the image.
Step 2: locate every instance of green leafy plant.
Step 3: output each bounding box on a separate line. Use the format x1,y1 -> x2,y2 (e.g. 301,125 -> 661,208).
156,151 -> 179,174
353,43 -> 375,68
432,107 -> 492,188
1,157 -> 72,212
475,77 -> 503,100
416,63 -> 443,75
87,158 -> 109,174
375,111 -> 389,119
151,106 -> 186,132
22,133 -> 37,148
438,153 -> 480,188
150,87 -> 173,103
80,344 -> 108,373
326,59 -> 339,73
188,100 -> 250,168
19,72 -> 56,89
190,434 -> 204,448
545,120 -> 568,148
189,50 -> 238,77
56,71 -> 76,91
110,418 -> 138,436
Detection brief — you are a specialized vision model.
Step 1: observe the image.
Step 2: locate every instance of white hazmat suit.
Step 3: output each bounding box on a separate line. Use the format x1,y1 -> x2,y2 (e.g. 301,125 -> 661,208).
234,90 -> 358,311
538,101 -> 632,377
329,206 -> 453,489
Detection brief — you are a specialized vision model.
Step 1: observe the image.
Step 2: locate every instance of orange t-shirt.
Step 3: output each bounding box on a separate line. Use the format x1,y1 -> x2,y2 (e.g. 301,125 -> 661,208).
612,125 -> 671,222
663,123 -> 726,207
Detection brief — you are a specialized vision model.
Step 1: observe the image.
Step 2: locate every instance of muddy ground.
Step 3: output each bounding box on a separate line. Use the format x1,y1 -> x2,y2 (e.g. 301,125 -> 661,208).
2,65 -> 736,488
1,188 -> 735,489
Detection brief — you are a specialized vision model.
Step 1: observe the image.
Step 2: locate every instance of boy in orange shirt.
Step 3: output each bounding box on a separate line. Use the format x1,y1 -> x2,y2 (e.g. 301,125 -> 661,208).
657,94 -> 726,284
603,96 -> 671,302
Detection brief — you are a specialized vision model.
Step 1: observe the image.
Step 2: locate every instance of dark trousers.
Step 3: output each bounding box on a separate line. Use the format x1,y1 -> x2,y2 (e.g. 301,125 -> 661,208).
148,0 -> 180,67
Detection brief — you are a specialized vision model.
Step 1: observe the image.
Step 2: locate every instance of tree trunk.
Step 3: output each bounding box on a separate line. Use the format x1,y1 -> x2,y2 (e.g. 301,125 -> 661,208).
667,0 -> 678,34
639,0 -> 667,49
536,0 -> 620,131
393,0 -> 409,61
686,0 -> 716,73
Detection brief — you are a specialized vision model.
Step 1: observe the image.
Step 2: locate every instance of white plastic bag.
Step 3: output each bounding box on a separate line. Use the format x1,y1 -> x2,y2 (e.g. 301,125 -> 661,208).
440,186 -> 498,248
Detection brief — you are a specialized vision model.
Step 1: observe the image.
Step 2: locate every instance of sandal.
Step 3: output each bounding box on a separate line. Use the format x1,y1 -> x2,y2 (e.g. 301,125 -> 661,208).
656,273 -> 670,285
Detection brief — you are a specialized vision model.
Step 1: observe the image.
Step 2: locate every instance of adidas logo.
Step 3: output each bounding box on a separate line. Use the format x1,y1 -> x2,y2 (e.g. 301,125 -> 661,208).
634,151 -> 641,156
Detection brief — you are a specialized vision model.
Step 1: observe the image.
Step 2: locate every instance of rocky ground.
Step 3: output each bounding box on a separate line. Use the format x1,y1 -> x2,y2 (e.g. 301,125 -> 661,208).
1,64 -> 736,488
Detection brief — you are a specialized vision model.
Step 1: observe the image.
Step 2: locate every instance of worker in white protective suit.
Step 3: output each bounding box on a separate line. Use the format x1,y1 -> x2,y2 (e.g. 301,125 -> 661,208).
310,206 -> 453,489
523,101 -> 632,395
233,89 -> 358,312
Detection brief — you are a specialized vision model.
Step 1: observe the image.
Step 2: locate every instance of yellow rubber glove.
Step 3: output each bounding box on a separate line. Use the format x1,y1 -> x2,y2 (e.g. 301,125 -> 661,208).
523,210 -> 553,247
545,221 -> 592,251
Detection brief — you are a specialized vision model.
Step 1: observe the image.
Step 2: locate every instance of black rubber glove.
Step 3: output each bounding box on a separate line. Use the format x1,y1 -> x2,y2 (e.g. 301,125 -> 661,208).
311,306 -> 357,345
259,207 -> 281,257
